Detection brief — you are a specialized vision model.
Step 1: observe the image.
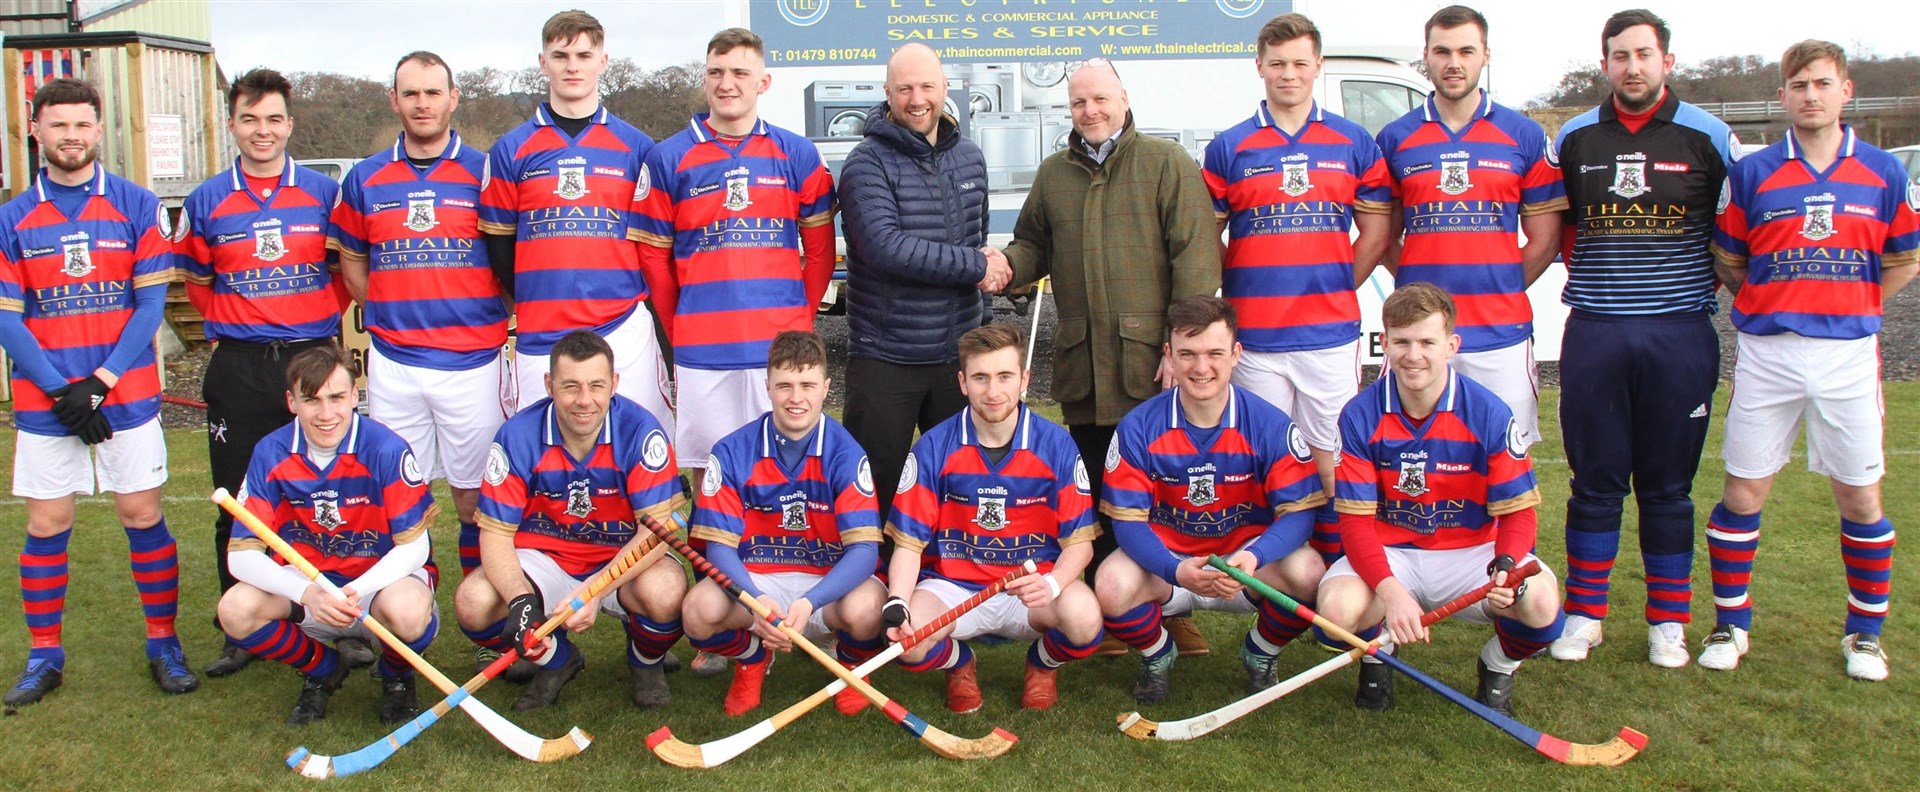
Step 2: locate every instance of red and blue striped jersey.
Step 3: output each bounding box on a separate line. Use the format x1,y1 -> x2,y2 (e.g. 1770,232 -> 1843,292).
630,115 -> 836,370
0,168 -> 172,435
887,404 -> 1097,590
690,414 -> 879,577
1204,101 -> 1393,352
477,395 -> 685,577
1102,385 -> 1325,558
1711,126 -> 1920,339
478,105 -> 654,355
232,414 -> 439,586
1378,91 -> 1567,352
329,131 -> 508,370
177,158 -> 345,343
1333,368 -> 1541,583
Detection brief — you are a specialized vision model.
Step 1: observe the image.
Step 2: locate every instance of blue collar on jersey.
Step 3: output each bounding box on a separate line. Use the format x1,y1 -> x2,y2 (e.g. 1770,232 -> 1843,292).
541,400 -> 616,448
389,129 -> 465,161
1167,386 -> 1241,430
758,413 -> 828,458
1255,99 -> 1324,128
1783,123 -> 1858,161
1420,88 -> 1494,125
532,104 -> 608,127
689,112 -> 770,144
226,155 -> 301,192
959,402 -> 1033,449
289,412 -> 363,456
32,166 -> 108,201
1380,367 -> 1460,415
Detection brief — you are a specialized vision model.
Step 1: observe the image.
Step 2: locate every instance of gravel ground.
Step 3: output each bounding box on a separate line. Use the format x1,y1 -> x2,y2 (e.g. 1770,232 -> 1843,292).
153,287 -> 1920,429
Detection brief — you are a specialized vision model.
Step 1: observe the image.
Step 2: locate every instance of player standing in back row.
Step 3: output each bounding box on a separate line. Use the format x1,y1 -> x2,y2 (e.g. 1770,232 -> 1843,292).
1547,9 -> 1736,669
1705,40 -> 1918,681
1376,5 -> 1565,450
479,9 -> 673,428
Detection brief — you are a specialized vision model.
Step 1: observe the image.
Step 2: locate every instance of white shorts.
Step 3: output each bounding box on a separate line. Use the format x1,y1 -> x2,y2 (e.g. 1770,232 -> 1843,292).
1232,341 -> 1362,452
517,547 -> 632,618
1723,332 -> 1883,486
368,345 -> 511,490
1451,340 -> 1539,449
920,577 -> 1041,641
1321,544 -> 1558,625
675,366 -> 771,469
514,306 -> 675,436
298,568 -> 439,644
12,417 -> 168,499
752,571 -> 862,639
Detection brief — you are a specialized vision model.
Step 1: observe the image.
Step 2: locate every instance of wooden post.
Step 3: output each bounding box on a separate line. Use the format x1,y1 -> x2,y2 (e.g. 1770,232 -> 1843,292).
200,53 -> 219,175
126,41 -> 149,187
4,48 -> 26,199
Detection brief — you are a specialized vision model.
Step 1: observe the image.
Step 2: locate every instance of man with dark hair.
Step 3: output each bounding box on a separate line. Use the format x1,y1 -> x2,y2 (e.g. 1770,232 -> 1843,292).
329,51 -> 511,674
456,329 -> 689,710
1321,283 -> 1564,716
1204,12 -> 1394,568
684,330 -> 887,717
839,41 -> 994,534
1377,5 -> 1565,453
887,323 -> 1104,712
220,344 -> 440,725
179,67 -> 348,678
480,10 -> 672,431
633,27 -> 835,498
1705,40 -> 1918,681
1,77 -> 195,706
1548,9 -> 1737,669
1096,295 -> 1327,705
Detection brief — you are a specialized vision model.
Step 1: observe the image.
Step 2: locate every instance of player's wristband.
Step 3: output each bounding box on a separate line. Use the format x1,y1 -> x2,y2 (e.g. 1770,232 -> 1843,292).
1042,574 -> 1061,599
882,596 -> 910,629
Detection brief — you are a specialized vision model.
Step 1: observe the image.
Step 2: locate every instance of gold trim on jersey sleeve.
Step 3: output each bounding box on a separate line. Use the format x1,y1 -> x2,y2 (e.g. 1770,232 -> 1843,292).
1488,487 -> 1543,517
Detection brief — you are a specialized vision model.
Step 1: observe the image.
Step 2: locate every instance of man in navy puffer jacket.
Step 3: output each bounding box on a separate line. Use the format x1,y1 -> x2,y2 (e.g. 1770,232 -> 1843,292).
840,43 -> 1006,524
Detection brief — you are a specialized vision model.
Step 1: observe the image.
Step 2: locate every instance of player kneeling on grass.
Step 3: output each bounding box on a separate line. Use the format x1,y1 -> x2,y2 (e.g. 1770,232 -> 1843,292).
1096,296 -> 1328,705
886,323 -> 1104,712
1318,283 -> 1564,716
219,344 -> 441,725
455,330 -> 688,711
683,331 -> 888,717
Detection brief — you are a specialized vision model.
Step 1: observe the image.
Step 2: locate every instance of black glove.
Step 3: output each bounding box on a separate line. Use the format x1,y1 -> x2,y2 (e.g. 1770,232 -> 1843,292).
882,596 -> 911,630
75,410 -> 114,445
51,375 -> 110,426
504,593 -> 545,656
1485,554 -> 1527,599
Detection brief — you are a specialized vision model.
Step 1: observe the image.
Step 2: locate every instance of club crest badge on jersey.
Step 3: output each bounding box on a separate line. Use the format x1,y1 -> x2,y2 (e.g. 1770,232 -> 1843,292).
61,241 -> 93,278
724,170 -> 752,212
855,457 -> 875,496
1187,474 -> 1217,507
1074,459 -> 1091,495
1281,162 -> 1311,197
485,444 -> 509,486
400,451 -> 425,487
1609,162 -> 1649,198
974,497 -> 1007,530
1438,159 -> 1472,196
1801,203 -> 1835,241
897,453 -> 918,493
703,455 -> 724,496
555,166 -> 588,201
1287,424 -> 1312,463
1506,417 -> 1529,459
641,430 -> 670,472
254,227 -> 287,262
1104,434 -> 1122,472
405,197 -> 438,233
634,163 -> 652,202
781,500 -> 809,531
312,497 -> 345,530
566,480 -> 594,518
1395,461 -> 1429,497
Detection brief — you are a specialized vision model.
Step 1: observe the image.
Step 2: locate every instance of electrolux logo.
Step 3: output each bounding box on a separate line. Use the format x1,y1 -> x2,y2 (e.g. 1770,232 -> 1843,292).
778,0 -> 830,27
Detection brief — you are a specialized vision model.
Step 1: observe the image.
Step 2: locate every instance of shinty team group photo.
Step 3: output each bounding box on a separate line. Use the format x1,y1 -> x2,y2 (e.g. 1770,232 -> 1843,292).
0,1 -> 1912,778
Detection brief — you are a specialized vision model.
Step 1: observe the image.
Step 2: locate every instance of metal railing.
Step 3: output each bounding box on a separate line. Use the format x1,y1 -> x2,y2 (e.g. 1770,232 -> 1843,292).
1699,96 -> 1920,122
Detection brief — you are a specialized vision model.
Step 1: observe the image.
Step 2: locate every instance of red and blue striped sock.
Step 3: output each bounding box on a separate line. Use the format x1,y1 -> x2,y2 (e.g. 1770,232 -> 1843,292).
901,637 -> 972,673
461,618 -> 514,655
124,521 -> 180,656
236,620 -> 338,678
835,631 -> 886,665
377,612 -> 439,678
1563,527 -> 1619,621
457,522 -> 481,578
1841,517 -> 1895,636
1028,628 -> 1101,669
1247,594 -> 1311,657
20,530 -> 70,667
1706,504 -> 1760,630
1643,551 -> 1693,625
623,613 -> 682,668
1494,610 -> 1565,662
689,629 -> 766,665
1104,601 -> 1170,659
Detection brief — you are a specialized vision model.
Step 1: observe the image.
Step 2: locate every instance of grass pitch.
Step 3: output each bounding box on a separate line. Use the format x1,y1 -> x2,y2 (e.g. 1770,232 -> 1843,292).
1,386 -> 1915,791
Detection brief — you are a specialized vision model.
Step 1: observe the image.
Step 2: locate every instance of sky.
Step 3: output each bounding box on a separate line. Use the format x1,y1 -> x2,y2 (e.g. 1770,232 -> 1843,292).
207,0 -> 1913,119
